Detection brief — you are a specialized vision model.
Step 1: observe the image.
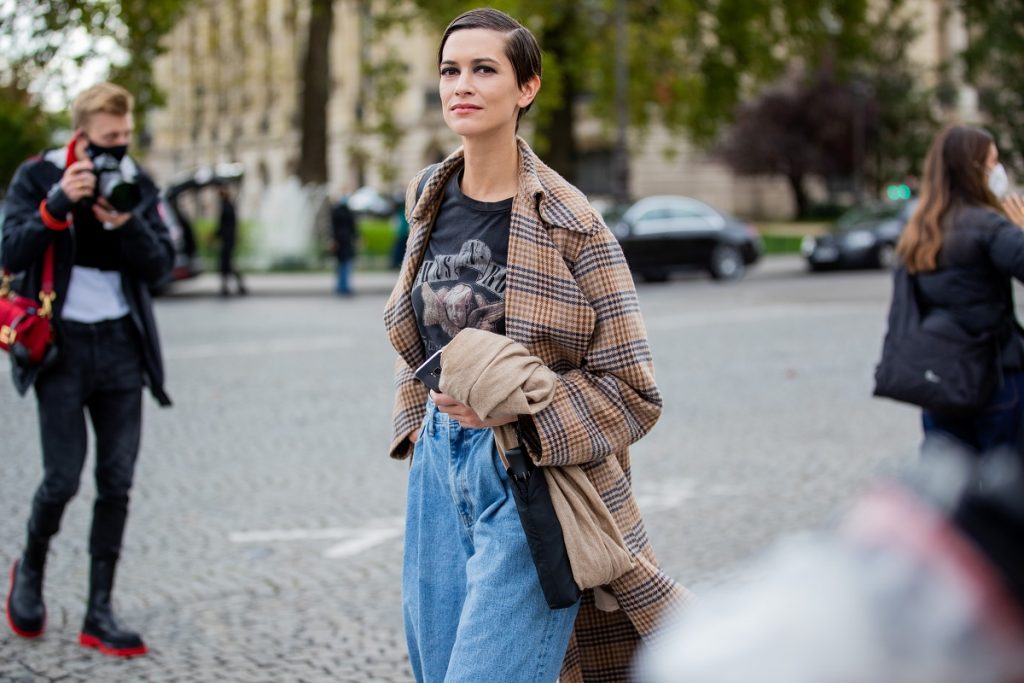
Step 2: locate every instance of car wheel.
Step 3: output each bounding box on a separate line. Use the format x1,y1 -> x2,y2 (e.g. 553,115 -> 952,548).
876,243 -> 897,270
709,245 -> 745,281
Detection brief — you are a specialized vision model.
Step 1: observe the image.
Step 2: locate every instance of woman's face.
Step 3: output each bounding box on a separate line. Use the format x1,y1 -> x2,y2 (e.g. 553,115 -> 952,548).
439,28 -> 538,140
985,142 -> 999,173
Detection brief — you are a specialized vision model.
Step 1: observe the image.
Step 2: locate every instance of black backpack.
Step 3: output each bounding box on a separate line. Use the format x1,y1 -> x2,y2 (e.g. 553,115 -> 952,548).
873,267 -> 1003,415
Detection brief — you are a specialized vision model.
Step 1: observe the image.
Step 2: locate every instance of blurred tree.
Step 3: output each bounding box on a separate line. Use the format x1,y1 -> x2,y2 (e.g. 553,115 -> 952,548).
0,83 -> 65,197
0,0 -> 193,148
959,0 -> 1024,179
299,0 -> 333,185
403,0 -> 874,182
717,66 -> 876,218
718,0 -> 935,218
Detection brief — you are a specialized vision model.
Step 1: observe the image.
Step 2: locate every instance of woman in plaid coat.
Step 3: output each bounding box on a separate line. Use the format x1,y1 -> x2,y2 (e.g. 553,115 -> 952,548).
384,8 -> 687,682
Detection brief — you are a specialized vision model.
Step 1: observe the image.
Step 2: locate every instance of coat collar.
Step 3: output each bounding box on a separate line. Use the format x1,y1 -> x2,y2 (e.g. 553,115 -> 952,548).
410,137 -> 597,236
385,137 -> 599,369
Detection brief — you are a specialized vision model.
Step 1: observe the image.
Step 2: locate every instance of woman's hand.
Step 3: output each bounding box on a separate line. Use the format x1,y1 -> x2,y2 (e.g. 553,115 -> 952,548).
430,391 -> 517,429
1004,194 -> 1024,227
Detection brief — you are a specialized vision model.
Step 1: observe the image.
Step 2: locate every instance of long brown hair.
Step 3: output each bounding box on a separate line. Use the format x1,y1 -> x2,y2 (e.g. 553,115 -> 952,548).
897,125 -> 1005,273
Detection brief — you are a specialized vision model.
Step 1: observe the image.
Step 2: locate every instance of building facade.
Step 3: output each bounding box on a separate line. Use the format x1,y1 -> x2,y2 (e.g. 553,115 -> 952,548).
145,0 -> 972,247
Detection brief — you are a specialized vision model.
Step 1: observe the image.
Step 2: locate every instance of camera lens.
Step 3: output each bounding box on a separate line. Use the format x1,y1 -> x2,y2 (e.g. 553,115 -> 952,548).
99,173 -> 141,212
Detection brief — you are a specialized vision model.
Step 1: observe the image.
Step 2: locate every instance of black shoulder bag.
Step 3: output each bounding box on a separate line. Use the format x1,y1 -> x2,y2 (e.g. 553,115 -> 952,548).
873,267 -> 1003,415
503,426 -> 581,609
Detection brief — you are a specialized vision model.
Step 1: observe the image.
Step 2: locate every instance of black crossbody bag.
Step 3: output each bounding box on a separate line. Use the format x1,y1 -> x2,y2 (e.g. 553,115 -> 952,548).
503,426 -> 581,609
874,267 -> 1004,415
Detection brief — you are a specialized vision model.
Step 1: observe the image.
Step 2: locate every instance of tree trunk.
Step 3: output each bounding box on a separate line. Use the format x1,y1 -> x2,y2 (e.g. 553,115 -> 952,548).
298,0 -> 333,185
787,173 -> 809,219
540,11 -> 577,181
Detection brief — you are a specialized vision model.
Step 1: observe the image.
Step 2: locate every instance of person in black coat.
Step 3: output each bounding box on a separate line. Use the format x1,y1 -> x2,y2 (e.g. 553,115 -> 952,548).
896,125 -> 1024,457
1,83 -> 173,657
215,185 -> 246,296
330,197 -> 357,295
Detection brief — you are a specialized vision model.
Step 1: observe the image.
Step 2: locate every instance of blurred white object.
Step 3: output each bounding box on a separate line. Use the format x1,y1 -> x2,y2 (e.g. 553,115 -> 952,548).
639,454 -> 1024,683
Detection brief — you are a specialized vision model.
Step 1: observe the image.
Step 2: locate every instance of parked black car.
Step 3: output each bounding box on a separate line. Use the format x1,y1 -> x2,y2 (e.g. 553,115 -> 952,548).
802,199 -> 918,271
607,195 -> 763,282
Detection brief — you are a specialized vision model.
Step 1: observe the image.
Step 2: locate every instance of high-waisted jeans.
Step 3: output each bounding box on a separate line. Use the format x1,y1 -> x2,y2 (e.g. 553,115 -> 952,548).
28,316 -> 144,560
402,401 -> 580,682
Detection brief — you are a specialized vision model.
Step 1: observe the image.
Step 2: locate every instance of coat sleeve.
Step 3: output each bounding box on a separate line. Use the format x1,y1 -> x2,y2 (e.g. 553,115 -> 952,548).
117,172 -> 175,287
522,223 -> 663,467
1,160 -> 58,273
988,214 -> 1024,281
390,356 -> 429,459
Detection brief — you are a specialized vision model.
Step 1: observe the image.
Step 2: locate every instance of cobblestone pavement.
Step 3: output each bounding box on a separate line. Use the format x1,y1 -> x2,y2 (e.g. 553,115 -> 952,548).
0,258 -> 936,681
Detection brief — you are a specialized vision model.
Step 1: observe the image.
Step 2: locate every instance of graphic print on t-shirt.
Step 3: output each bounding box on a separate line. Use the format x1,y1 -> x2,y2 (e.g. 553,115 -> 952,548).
412,239 -> 506,355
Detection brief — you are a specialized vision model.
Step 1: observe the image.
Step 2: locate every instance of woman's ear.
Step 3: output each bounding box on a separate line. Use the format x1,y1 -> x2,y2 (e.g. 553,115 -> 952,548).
517,75 -> 541,109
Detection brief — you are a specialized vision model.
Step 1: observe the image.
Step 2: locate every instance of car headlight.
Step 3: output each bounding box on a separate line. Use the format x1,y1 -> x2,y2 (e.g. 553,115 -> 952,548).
842,230 -> 876,249
800,235 -> 817,256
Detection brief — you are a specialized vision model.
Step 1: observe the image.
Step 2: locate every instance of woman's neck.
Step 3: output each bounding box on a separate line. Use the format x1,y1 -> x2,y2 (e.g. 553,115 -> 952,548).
460,134 -> 519,202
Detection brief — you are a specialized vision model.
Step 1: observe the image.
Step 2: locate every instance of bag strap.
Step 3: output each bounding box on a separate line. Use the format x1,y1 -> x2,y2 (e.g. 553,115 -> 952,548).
415,163 -> 440,204
39,243 -> 56,319
1,243 -> 56,319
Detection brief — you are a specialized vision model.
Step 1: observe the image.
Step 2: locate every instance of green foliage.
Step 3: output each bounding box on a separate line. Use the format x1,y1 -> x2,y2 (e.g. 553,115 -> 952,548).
959,0 -> 1024,179
358,217 -> 397,257
402,0 -> 878,153
760,234 -> 804,254
717,0 -> 936,217
0,0 -> 194,145
0,84 -> 65,196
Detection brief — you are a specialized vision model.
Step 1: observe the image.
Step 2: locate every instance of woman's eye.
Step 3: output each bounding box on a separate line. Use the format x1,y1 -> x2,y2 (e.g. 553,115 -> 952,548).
440,67 -> 458,77
475,65 -> 495,74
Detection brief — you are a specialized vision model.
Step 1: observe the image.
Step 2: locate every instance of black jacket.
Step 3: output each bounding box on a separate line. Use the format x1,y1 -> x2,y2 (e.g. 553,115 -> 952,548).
915,205 -> 1024,371
1,145 -> 175,405
330,202 -> 356,261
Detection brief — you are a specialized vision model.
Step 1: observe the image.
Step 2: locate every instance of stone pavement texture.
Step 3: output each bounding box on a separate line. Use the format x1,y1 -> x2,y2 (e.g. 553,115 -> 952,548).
0,258 -> 932,681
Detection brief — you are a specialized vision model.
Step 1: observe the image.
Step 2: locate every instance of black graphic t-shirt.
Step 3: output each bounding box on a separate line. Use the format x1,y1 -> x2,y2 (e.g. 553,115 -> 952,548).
412,171 -> 512,356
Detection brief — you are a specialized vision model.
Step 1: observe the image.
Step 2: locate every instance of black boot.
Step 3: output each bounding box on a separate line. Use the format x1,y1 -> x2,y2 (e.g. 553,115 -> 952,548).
5,534 -> 48,638
79,557 -> 147,657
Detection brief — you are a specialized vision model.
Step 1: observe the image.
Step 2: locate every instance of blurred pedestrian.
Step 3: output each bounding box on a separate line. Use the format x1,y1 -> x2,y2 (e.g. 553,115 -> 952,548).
2,82 -> 173,657
215,185 -> 246,296
895,125 -> 1024,457
383,9 -> 687,682
330,196 -> 356,296
639,449 -> 1024,683
390,192 -> 409,269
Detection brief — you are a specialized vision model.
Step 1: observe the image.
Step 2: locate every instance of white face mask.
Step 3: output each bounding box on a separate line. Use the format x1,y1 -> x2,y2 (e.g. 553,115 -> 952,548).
988,162 -> 1010,199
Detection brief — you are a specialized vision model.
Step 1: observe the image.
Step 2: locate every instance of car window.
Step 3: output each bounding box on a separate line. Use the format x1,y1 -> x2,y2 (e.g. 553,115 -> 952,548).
668,204 -> 713,220
835,204 -> 901,231
638,207 -> 673,221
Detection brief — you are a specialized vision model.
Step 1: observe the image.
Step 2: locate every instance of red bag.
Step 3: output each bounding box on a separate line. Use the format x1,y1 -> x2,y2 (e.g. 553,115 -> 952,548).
0,245 -> 55,366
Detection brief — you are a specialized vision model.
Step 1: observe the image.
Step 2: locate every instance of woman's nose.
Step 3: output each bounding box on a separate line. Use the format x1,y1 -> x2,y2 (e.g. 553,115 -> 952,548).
454,72 -> 474,95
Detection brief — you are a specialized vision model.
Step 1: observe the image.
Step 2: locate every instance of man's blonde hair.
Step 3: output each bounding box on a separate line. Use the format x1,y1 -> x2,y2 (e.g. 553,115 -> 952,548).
71,82 -> 134,130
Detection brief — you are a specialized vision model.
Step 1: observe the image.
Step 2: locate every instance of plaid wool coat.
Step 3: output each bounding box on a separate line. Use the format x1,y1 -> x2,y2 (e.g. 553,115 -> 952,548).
383,138 -> 688,682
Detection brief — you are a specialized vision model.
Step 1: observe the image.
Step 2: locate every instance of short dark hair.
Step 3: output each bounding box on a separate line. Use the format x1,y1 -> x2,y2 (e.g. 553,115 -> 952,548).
438,8 -> 542,126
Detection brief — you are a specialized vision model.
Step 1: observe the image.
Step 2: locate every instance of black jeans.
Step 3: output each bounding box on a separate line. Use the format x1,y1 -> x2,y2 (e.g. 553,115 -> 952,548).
28,316 -> 144,560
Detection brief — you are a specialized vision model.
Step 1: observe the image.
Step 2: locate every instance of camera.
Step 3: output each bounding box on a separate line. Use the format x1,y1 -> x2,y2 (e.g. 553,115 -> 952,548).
86,148 -> 141,212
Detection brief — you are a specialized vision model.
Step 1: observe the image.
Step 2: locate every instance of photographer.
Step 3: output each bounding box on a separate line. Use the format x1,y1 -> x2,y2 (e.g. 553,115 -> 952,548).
2,82 -> 173,657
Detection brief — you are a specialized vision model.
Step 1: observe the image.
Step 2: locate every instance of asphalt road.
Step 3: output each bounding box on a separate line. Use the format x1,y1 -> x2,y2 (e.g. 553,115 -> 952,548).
0,256 -> 926,681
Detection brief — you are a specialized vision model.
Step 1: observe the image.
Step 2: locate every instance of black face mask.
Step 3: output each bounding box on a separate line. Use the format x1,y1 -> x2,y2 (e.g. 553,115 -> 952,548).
85,140 -> 128,163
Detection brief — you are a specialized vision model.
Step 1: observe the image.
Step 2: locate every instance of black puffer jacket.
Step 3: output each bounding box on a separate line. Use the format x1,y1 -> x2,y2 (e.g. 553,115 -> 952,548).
915,205 -> 1024,371
1,145 -> 174,405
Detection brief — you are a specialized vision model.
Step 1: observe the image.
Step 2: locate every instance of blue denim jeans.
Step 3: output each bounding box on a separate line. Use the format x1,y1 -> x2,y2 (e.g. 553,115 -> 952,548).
922,370 -> 1024,459
402,401 -> 580,682
335,258 -> 353,295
